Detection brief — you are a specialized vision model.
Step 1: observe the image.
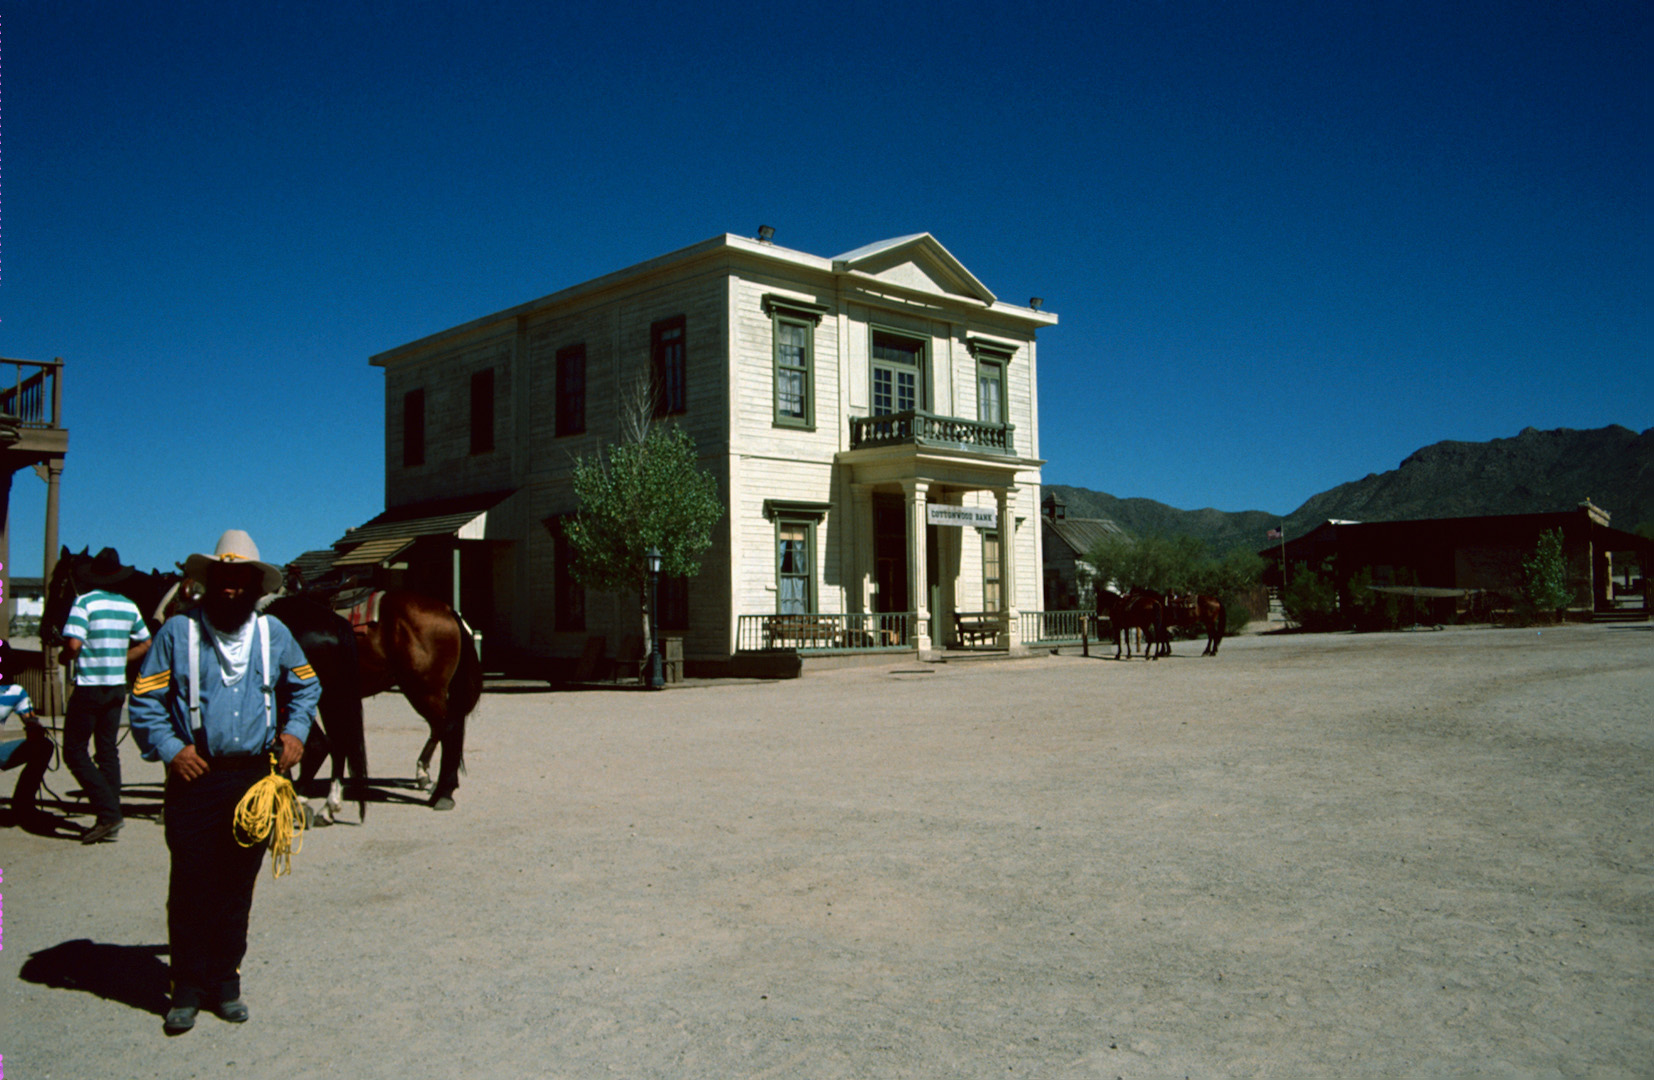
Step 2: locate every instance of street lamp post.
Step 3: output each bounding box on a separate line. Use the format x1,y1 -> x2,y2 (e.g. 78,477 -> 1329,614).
646,547 -> 665,690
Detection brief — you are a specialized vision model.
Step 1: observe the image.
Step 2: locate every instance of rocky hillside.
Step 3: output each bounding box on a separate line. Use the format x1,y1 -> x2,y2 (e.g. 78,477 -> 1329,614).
1048,424 -> 1654,552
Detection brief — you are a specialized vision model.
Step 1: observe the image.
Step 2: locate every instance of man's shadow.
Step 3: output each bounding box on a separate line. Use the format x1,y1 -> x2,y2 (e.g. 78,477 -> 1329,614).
18,939 -> 170,1016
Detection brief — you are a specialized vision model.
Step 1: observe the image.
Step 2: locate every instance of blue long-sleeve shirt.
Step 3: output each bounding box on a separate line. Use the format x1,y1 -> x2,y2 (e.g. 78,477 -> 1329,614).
129,610 -> 321,763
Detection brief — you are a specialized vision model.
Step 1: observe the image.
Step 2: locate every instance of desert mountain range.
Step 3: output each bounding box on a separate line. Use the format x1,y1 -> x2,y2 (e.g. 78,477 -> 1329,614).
1047,425 -> 1654,554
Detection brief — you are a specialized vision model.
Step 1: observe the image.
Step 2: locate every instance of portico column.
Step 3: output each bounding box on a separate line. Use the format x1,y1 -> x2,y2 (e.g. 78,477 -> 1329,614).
851,482 -> 875,614
903,479 -> 931,652
996,486 -> 1021,649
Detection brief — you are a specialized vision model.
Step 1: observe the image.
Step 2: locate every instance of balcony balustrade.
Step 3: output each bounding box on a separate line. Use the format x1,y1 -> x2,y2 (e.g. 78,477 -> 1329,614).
848,410 -> 1015,454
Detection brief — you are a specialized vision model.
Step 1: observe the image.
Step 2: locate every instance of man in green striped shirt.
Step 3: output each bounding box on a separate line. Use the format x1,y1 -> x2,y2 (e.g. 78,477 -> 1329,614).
61,547 -> 152,844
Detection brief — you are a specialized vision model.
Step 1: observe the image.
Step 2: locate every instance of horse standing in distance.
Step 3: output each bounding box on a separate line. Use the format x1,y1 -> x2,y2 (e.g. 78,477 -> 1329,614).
1165,594 -> 1227,656
1096,587 -> 1168,661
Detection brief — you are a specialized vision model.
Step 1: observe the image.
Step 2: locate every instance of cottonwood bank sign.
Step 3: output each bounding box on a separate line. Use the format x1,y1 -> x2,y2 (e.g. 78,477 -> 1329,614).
927,505 -> 998,528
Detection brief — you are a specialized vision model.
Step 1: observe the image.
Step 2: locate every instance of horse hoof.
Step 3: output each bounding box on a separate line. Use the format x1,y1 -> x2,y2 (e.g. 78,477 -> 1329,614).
414,764 -> 432,790
432,797 -> 456,812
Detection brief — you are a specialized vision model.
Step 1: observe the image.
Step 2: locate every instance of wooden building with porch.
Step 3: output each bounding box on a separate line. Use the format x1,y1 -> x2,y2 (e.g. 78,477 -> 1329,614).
327,232 -> 1057,675
1260,501 -> 1652,619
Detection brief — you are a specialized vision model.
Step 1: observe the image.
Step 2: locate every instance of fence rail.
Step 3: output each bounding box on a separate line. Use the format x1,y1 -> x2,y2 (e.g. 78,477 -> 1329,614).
736,611 -> 915,653
0,358 -> 64,428
848,409 -> 1015,454
1018,609 -> 1094,645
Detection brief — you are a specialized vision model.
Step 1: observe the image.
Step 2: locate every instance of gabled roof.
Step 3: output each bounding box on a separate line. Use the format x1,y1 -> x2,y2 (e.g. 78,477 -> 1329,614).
1045,516 -> 1126,556
832,233 -> 997,306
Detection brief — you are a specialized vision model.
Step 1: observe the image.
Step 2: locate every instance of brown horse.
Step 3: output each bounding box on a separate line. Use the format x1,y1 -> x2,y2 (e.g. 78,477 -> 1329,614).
1096,587 -> 1168,660
1165,594 -> 1227,656
350,590 -> 482,812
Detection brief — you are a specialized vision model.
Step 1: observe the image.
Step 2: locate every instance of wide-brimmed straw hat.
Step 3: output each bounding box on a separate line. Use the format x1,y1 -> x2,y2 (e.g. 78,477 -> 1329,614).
79,547 -> 136,589
184,530 -> 283,596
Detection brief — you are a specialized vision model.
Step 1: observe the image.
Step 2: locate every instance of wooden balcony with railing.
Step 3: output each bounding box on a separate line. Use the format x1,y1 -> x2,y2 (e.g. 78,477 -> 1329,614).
848,410 -> 1015,455
0,357 -> 68,458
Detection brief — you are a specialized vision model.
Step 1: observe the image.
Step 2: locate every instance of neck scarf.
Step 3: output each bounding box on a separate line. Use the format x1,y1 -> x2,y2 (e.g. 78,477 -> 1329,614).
203,612 -> 257,685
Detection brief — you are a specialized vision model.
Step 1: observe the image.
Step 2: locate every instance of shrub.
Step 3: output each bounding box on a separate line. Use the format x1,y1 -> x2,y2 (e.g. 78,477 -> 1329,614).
1519,528 -> 1572,622
1283,562 -> 1340,631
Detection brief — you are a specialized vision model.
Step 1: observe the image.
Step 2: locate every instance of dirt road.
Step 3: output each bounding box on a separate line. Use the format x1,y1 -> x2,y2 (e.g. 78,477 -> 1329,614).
2,624 -> 1650,1077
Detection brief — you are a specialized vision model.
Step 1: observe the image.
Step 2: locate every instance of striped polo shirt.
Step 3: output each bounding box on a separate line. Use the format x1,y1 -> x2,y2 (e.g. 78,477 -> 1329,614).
64,590 -> 152,687
0,683 -> 34,725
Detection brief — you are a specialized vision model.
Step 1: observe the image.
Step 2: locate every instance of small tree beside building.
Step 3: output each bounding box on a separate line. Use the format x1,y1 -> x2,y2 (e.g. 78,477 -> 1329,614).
1520,527 -> 1573,621
566,423 -> 723,667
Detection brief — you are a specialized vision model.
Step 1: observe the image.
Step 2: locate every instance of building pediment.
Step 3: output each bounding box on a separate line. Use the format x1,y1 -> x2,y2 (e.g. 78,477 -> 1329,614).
832,234 -> 996,306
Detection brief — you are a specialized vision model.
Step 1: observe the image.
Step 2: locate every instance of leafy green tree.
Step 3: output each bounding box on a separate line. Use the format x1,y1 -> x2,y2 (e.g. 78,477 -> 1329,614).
1084,533 -> 1204,595
1192,548 -> 1268,632
1282,561 -> 1340,631
567,423 -> 723,652
1520,528 -> 1572,622
1085,534 -> 1265,632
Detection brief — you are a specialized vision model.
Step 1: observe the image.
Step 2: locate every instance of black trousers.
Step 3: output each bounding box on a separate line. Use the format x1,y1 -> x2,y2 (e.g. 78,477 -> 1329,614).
164,766 -> 269,1007
2,731 -> 53,811
64,685 -> 126,826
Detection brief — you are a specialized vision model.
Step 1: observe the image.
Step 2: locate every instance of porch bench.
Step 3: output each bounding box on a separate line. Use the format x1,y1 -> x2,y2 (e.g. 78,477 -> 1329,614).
954,612 -> 1001,647
762,614 -> 839,649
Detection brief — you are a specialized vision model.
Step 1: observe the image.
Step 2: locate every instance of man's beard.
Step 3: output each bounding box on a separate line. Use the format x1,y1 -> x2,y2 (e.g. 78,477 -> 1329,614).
203,590 -> 260,630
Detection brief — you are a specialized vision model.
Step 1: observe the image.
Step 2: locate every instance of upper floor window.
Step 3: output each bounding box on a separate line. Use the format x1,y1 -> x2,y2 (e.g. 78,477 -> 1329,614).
470,368 -> 495,454
403,388 -> 425,467
556,344 -> 586,437
968,337 -> 1015,427
651,316 -> 686,416
871,330 -> 924,416
978,359 -> 1004,425
764,294 -> 828,430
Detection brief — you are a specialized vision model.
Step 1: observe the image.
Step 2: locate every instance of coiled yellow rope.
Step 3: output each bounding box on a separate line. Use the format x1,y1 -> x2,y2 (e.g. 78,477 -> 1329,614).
233,754 -> 305,878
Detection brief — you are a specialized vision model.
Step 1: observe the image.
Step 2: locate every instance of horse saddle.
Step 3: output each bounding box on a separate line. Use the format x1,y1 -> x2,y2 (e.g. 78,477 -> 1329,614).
337,589 -> 386,629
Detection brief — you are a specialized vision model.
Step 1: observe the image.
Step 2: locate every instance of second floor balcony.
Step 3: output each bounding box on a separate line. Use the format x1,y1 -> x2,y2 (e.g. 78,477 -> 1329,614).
848,410 -> 1016,456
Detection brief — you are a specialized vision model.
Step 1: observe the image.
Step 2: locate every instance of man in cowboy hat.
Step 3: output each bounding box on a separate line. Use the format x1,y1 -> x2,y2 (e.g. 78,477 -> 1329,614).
60,546 -> 152,844
129,529 -> 321,1034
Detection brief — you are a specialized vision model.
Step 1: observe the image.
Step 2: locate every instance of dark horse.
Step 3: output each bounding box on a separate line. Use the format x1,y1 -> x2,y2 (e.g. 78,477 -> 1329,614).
43,549 -> 371,821
1096,587 -> 1169,660
1164,593 -> 1227,656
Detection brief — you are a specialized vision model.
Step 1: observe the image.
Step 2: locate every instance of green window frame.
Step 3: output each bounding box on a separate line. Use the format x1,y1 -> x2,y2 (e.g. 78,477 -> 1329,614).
871,328 -> 926,416
982,530 -> 1002,612
967,337 -> 1015,426
763,294 -> 828,430
776,517 -> 816,615
977,358 -> 1005,424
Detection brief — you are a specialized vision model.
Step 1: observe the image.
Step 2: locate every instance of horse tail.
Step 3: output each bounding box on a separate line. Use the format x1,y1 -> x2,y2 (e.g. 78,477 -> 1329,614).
448,609 -> 484,750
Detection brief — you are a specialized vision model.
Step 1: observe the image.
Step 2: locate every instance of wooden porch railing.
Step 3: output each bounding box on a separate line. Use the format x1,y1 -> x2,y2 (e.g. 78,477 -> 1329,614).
736,612 -> 915,653
1018,610 -> 1094,645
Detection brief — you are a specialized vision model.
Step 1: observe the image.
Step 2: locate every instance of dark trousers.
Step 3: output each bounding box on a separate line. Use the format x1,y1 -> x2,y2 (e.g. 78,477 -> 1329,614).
164,767 -> 269,1007
64,685 -> 126,826
2,732 -> 53,812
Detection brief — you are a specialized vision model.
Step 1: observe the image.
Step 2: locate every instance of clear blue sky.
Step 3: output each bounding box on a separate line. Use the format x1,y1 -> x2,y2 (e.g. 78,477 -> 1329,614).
2,0 -> 1648,576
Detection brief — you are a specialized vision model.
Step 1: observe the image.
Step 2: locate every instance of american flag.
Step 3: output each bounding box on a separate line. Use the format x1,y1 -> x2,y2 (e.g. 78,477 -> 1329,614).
1267,528 -> 1282,540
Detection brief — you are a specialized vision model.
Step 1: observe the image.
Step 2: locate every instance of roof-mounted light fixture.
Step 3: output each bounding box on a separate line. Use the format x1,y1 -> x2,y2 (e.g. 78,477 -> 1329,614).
1029,297 -> 1043,310
757,224 -> 775,243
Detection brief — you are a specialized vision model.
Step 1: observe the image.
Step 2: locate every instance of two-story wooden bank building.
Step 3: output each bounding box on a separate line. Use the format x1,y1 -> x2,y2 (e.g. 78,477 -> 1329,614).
330,232 -> 1057,676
